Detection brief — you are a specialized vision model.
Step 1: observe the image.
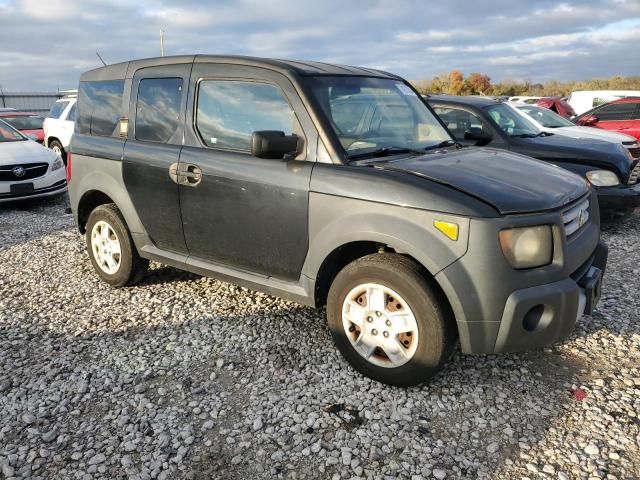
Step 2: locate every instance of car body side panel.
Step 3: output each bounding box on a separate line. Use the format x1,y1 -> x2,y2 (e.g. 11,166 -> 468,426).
69,134 -> 148,240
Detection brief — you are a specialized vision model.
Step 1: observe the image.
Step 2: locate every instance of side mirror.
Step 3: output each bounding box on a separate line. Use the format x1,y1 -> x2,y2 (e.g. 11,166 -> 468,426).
581,115 -> 599,126
251,131 -> 303,159
464,128 -> 492,146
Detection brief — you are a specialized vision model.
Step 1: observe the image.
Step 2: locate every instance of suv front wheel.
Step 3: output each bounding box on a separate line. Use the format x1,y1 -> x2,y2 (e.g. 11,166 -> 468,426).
85,204 -> 148,287
327,253 -> 456,386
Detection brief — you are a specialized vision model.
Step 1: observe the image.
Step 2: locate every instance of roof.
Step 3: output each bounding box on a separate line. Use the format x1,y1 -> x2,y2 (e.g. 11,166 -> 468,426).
607,96 -> 640,104
426,95 -> 500,107
80,55 -> 400,82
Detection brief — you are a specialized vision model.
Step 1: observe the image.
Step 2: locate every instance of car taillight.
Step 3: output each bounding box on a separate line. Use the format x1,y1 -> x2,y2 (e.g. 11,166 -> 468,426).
66,153 -> 72,183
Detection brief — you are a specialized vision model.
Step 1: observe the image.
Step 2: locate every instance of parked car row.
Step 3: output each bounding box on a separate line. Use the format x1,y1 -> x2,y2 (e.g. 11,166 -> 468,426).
2,55 -> 636,386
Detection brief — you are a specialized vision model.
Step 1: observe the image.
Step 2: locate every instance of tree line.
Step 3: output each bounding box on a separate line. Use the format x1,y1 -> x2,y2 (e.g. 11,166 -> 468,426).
411,70 -> 640,97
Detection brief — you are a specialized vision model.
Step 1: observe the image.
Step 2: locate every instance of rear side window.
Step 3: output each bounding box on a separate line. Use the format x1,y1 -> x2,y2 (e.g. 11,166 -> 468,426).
135,78 -> 183,143
595,102 -> 636,121
195,80 -> 295,151
77,80 -> 125,136
47,101 -> 69,119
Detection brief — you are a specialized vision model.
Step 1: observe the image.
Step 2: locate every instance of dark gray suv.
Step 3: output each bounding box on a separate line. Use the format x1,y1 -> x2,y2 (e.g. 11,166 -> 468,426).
68,55 -> 607,386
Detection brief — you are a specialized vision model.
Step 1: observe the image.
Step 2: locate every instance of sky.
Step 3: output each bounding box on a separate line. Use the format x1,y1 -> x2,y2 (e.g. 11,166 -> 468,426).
0,0 -> 639,91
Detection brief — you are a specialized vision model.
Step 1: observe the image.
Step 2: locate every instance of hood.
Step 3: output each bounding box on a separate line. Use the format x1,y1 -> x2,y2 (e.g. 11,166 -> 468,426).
374,147 -> 589,215
509,134 -> 632,174
551,126 -> 637,144
0,139 -> 57,165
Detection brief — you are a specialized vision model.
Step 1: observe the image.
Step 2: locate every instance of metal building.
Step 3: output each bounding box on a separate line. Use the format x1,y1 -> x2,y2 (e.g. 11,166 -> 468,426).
0,91 -> 68,116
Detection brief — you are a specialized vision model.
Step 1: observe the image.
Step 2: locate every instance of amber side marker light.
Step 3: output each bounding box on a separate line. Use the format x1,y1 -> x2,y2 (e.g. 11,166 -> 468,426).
434,220 -> 459,241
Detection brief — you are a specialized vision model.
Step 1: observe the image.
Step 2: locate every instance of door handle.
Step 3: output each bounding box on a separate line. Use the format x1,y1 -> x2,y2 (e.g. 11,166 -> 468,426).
169,163 -> 203,187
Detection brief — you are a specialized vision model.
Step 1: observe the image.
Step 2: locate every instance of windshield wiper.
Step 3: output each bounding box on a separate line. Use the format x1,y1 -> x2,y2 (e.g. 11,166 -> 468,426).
424,139 -> 462,151
346,146 -> 424,161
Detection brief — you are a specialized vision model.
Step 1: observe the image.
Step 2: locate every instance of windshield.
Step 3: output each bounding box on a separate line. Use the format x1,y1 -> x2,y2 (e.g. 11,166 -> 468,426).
303,76 -> 451,158
517,105 -> 574,128
0,119 -> 27,142
485,103 -> 541,137
2,115 -> 44,130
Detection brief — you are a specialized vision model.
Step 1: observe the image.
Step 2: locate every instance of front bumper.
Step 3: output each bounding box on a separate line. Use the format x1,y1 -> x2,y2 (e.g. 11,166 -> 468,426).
0,167 -> 67,203
596,182 -> 640,217
492,241 -> 607,353
434,191 -> 607,354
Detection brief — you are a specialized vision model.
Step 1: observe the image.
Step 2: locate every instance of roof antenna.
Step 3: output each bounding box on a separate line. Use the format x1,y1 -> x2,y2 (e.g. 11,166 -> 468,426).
96,52 -> 107,66
160,28 -> 165,56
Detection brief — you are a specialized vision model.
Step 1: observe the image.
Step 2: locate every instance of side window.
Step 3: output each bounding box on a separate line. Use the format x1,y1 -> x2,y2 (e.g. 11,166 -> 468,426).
135,78 -> 183,143
67,103 -> 76,122
77,80 -> 125,136
595,103 -> 636,121
196,80 -> 295,151
592,97 -> 609,108
434,107 -> 485,140
47,101 -> 69,119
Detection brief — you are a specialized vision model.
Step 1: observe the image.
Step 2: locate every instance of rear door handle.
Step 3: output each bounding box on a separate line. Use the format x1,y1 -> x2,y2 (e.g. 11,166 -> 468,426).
169,163 -> 203,187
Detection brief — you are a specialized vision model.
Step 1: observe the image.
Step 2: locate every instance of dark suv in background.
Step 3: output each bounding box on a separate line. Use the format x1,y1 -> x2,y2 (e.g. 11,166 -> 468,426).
427,95 -> 640,219
69,55 -> 606,386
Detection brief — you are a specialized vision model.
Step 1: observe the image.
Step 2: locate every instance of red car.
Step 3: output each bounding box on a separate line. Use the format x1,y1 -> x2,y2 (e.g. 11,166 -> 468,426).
0,111 -> 45,143
535,97 -> 576,118
573,97 -> 640,141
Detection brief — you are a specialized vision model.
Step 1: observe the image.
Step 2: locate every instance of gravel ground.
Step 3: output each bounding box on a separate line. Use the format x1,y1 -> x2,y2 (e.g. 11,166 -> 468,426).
0,195 -> 639,480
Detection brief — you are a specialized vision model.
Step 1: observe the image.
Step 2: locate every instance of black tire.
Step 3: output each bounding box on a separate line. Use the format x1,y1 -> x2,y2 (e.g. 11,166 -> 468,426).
85,203 -> 148,287
49,139 -> 67,166
326,253 -> 456,387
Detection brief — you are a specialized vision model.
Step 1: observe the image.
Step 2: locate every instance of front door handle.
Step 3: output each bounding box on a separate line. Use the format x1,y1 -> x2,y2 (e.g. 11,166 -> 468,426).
169,163 -> 203,187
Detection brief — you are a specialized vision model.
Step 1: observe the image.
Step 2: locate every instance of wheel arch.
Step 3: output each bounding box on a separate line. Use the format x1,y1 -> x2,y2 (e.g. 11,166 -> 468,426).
70,158 -> 147,244
47,136 -> 62,149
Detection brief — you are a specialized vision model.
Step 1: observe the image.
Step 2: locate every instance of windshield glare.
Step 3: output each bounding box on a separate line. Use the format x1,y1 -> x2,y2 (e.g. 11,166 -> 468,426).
304,76 -> 451,157
3,115 -> 44,130
517,105 -> 574,128
486,103 -> 540,137
0,119 -> 26,142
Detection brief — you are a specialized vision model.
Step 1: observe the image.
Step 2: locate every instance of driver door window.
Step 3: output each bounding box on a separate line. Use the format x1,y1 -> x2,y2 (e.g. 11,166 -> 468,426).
195,80 -> 300,154
433,107 -> 485,140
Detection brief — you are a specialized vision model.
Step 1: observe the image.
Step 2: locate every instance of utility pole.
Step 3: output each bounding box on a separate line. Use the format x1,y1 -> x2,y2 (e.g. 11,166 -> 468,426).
160,28 -> 165,56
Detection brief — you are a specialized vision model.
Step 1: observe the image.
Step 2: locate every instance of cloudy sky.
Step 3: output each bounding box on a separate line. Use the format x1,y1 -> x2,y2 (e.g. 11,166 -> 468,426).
0,0 -> 639,91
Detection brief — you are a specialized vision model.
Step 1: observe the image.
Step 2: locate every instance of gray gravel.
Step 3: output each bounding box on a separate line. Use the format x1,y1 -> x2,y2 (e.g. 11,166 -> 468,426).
1,195 -> 639,480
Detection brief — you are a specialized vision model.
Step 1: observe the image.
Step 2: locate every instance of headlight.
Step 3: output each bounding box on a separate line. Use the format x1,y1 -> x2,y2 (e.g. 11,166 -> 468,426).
51,157 -> 64,171
499,225 -> 553,269
586,170 -> 619,186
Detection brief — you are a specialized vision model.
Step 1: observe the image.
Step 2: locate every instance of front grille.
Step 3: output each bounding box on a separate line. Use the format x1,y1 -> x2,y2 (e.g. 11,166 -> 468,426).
0,163 -> 49,181
627,147 -> 640,159
562,197 -> 590,238
628,161 -> 640,185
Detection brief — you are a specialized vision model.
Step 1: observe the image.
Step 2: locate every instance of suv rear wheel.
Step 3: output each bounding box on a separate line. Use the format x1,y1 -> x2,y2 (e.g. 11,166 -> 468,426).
85,204 -> 148,287
327,253 -> 456,386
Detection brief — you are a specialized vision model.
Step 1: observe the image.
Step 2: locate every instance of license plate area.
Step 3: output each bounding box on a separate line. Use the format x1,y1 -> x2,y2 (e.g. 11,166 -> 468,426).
10,183 -> 34,195
579,266 -> 602,315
